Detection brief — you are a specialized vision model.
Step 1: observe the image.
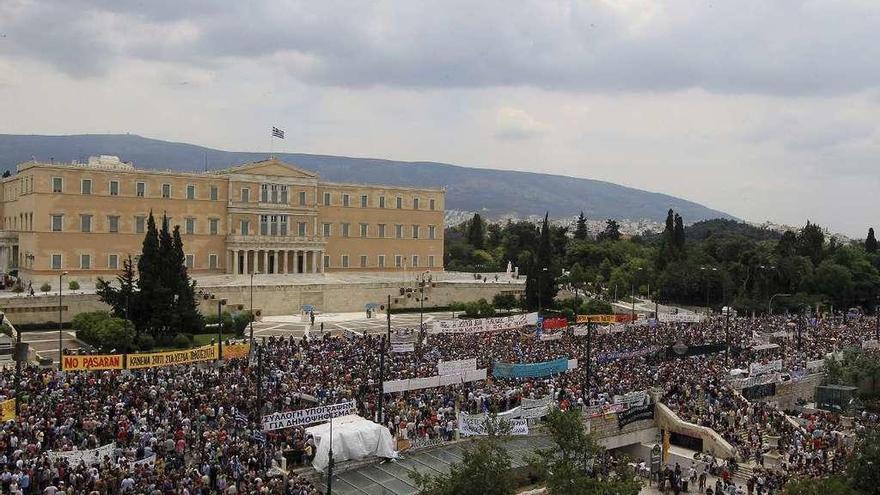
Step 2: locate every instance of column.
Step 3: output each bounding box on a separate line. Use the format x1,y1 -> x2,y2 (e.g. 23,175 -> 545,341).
279,249 -> 286,274
243,250 -> 250,274
294,250 -> 301,274
312,251 -> 318,273
319,250 -> 325,273
233,250 -> 239,275
263,250 -> 269,274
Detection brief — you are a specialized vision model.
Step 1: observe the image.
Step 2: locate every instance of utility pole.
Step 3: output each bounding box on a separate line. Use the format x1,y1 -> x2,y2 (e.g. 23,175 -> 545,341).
14,321 -> 22,415
378,295 -> 391,425
58,271 -> 67,368
327,412 -> 335,495
584,320 -> 592,403
217,298 -> 227,360
256,340 -> 264,415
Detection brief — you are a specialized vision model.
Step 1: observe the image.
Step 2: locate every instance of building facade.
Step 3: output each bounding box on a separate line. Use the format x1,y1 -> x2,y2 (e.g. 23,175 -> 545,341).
0,156 -> 445,283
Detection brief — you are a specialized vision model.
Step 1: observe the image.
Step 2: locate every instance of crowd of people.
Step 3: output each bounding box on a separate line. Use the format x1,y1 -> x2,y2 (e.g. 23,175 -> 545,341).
0,311 -> 876,494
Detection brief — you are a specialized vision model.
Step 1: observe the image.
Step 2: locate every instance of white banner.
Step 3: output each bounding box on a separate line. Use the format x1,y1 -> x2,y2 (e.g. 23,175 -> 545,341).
437,358 -> 477,376
430,313 -> 539,334
458,412 -> 529,436
48,443 -> 116,466
539,332 -> 564,341
614,390 -> 648,408
520,405 -> 550,419
567,359 -> 578,370
657,313 -> 704,323
262,401 -> 357,432
383,369 -> 487,393
750,359 -> 783,376
391,342 -> 415,353
128,455 -> 156,470
731,373 -> 778,389
806,359 -> 826,372
521,396 -> 552,410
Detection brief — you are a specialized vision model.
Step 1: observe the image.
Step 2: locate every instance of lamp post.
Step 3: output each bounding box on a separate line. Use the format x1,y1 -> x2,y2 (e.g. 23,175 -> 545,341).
58,271 -> 68,368
631,267 -> 644,321
378,294 -> 391,425
249,271 -> 260,353
700,267 -> 717,316
537,267 -> 548,314
768,293 -> 792,316
217,298 -> 227,360
584,320 -> 592,403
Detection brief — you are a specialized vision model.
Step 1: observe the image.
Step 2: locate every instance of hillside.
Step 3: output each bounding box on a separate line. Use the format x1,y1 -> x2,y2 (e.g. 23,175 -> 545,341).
0,134 -> 734,223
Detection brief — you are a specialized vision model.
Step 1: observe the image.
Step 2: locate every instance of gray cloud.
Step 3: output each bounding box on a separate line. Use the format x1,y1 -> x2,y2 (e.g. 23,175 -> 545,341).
3,1 -> 880,96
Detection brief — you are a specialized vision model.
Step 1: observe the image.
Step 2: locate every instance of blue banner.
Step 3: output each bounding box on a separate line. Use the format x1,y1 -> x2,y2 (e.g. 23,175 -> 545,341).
493,357 -> 569,378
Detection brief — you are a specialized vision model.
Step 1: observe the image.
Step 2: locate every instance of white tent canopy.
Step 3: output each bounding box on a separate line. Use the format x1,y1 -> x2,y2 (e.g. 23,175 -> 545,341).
305,415 -> 397,472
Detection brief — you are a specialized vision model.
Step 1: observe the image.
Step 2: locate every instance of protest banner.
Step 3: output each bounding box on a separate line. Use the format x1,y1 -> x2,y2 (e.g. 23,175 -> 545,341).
540,317 -> 568,330
596,346 -> 661,363
617,403 -> 655,429
127,344 -> 218,369
0,399 -> 15,422
656,313 -> 704,323
62,353 -> 124,372
614,390 -> 648,408
437,358 -> 477,376
458,412 -> 528,436
430,313 -> 538,334
391,342 -> 415,353
493,357 -> 570,379
576,314 -> 633,324
749,359 -> 783,376
521,396 -> 552,410
261,400 -> 357,431
223,343 -> 251,360
383,368 -> 487,393
48,443 -> 116,466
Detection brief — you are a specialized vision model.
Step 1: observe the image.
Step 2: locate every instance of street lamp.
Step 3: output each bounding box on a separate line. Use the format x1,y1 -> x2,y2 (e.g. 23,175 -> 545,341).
217,298 -> 227,360
768,293 -> 792,316
631,268 -> 644,321
249,271 -> 260,353
700,267 -> 718,315
537,267 -> 548,314
57,271 -> 68,368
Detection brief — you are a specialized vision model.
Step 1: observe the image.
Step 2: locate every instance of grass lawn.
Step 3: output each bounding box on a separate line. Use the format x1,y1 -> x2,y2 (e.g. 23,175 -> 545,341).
192,332 -> 238,346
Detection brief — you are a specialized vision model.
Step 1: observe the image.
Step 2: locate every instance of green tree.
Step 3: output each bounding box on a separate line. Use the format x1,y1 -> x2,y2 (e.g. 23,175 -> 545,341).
797,221 -> 826,265
137,211 -> 163,339
96,255 -> 140,329
531,408 -> 641,495
574,212 -> 589,240
782,477 -> 853,495
467,213 -> 485,249
492,293 -> 518,313
866,227 -> 878,254
526,213 -> 558,311
596,219 -> 621,242
848,427 -> 880,494
170,225 -> 203,333
411,424 -> 514,495
673,213 -> 685,251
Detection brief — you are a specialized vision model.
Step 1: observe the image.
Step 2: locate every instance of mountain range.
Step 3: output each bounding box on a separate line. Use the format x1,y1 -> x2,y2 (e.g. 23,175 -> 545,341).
0,134 -> 733,223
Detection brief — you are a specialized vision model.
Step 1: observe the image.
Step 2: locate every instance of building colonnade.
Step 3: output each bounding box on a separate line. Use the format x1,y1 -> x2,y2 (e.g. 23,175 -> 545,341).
227,248 -> 324,275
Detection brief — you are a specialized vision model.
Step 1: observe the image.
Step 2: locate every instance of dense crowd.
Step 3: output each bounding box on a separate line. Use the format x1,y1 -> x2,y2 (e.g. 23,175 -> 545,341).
0,312 -> 876,494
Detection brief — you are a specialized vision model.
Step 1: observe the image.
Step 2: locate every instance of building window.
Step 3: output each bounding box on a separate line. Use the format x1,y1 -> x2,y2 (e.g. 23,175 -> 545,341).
395,224 -> 403,239
360,255 -> 368,268
186,184 -> 195,200
162,183 -> 171,198
342,223 -> 350,237
52,177 -> 63,193
298,222 -> 307,236
378,224 -> 386,238
412,255 -> 420,268
108,216 -> 119,233
322,223 -> 331,237
110,180 -> 119,196
81,214 -> 92,233
429,198 -> 436,211
185,254 -> 194,269
379,196 -> 386,208
396,196 -> 403,209
51,254 -> 62,270
270,215 -> 279,236
210,185 -> 218,201
260,215 -> 268,235
108,254 -> 119,269
136,182 -> 146,197
412,225 -> 420,239
323,192 -> 331,205
209,218 -> 219,235
185,218 -> 195,235
378,255 -> 385,268
299,191 -> 306,206
395,255 -> 403,268
51,215 -> 63,232
80,254 -> 91,269
323,255 -> 330,268
135,216 -> 146,234
261,184 -> 269,202
429,225 -> 436,240
360,194 -> 368,207
281,185 -> 288,204
360,223 -> 368,238
241,188 -> 250,202
81,179 -> 92,195
342,194 -> 350,207
209,254 -> 218,269
240,220 -> 249,235
413,198 -> 420,210
428,255 -> 435,268
341,255 -> 349,268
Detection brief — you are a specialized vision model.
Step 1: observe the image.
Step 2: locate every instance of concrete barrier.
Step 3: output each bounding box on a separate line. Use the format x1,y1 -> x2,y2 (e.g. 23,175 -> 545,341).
654,402 -> 737,460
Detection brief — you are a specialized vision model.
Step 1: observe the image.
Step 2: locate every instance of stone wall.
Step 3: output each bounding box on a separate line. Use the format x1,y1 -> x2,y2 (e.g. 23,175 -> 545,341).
764,373 -> 824,411
653,402 -> 737,460
0,280 -> 523,324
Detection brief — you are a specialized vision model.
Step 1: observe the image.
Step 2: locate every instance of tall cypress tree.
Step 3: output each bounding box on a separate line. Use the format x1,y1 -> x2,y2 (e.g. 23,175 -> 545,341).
150,214 -> 175,339
673,214 -> 685,252
533,213 -> 557,311
866,228 -> 878,254
137,211 -> 162,338
467,213 -> 485,249
573,212 -> 588,240
171,226 -> 203,333
657,209 -> 676,269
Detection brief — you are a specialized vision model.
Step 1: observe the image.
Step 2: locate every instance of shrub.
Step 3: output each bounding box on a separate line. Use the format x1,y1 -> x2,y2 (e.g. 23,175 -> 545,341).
68,280 -> 80,291
0,323 -> 13,338
73,311 -> 135,352
136,334 -> 155,351
173,333 -> 191,349
579,298 -> 613,315
202,310 -> 254,335
492,293 -> 518,312
463,298 -> 495,318
40,282 -> 52,292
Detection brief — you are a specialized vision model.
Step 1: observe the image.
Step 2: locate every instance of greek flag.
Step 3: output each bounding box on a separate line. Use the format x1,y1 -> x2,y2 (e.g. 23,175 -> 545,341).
235,411 -> 249,424
271,127 -> 285,139
252,430 -> 267,444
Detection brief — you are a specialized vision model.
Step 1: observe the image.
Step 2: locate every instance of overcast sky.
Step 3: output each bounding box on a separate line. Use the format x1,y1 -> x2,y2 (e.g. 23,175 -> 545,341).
1,0 -> 879,236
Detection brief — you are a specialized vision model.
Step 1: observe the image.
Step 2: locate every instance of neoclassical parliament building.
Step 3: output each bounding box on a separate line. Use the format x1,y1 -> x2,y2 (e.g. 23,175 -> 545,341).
0,155 -> 445,282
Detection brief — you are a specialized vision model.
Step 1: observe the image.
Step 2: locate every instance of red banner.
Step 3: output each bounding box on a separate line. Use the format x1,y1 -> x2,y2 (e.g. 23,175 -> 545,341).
541,317 -> 569,330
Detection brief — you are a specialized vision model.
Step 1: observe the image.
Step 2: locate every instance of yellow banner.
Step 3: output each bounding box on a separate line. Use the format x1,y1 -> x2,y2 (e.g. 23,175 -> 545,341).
223,343 -> 251,360
576,314 -> 634,324
62,354 -> 124,372
127,344 -> 218,370
0,399 -> 15,422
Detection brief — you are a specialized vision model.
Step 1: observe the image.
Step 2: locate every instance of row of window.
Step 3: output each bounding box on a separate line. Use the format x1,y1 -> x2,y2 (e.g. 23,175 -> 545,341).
49,253 -> 218,270
326,254 -> 436,269
319,223 -> 437,240
52,177 -> 221,200
320,191 -> 436,210
50,214 -> 220,235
